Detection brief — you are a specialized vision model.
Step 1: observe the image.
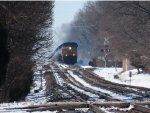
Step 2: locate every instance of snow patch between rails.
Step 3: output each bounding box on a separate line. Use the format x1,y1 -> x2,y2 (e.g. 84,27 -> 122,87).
53,72 -> 64,86
69,84 -> 99,99
67,70 -> 132,101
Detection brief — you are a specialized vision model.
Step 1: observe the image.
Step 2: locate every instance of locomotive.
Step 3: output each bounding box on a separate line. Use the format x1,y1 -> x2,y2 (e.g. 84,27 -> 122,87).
60,42 -> 78,64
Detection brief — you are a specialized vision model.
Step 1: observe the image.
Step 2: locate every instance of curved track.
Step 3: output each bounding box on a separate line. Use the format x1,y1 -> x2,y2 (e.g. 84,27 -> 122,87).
47,63 -> 150,113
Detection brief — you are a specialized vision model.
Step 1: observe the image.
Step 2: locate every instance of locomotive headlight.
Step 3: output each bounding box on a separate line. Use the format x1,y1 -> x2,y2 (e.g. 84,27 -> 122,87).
65,54 -> 68,56
73,53 -> 75,56
69,47 -> 72,50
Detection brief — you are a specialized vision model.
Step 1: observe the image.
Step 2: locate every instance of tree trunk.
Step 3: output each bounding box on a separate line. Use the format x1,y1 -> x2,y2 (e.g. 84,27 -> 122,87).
0,24 -> 9,86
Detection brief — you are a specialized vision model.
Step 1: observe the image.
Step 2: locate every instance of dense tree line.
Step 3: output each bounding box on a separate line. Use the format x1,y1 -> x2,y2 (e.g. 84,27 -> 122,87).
0,1 -> 53,102
65,1 -> 150,71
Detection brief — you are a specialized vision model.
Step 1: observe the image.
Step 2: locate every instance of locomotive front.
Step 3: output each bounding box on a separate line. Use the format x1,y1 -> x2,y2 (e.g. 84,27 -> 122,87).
61,42 -> 78,64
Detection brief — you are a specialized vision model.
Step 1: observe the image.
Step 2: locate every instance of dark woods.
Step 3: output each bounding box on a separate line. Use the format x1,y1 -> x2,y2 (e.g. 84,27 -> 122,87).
0,22 -> 9,86
0,1 -> 53,102
65,1 -> 150,71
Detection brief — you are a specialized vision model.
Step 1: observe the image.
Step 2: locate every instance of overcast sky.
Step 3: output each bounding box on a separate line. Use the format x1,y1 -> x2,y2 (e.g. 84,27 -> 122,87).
52,1 -> 86,49
53,1 -> 86,29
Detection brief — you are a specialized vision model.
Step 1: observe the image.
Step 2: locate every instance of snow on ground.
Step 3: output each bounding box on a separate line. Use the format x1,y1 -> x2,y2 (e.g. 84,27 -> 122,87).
1,63 -> 149,112
53,72 -> 65,86
93,68 -> 150,89
26,74 -> 47,103
69,84 -> 100,99
101,104 -> 134,113
93,67 -> 123,80
55,62 -> 69,68
119,69 -> 150,88
66,77 -> 100,100
67,70 -> 132,101
0,72 -> 57,113
80,65 -> 93,69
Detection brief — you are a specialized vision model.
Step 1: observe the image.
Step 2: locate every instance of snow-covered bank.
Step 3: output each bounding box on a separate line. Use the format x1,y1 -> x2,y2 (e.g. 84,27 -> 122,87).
93,68 -> 150,89
26,74 -> 47,103
119,69 -> 150,88
0,73 -> 51,113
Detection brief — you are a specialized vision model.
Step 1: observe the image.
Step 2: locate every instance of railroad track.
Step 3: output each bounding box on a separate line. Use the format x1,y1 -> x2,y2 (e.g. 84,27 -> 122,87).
50,64 -> 120,112
40,64 -> 106,113
82,67 -> 150,92
8,63 -> 149,113
77,68 -> 150,99
51,63 -> 150,113
1,63 -> 149,113
57,63 -> 150,99
16,62 -> 147,113
45,67 -> 88,102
